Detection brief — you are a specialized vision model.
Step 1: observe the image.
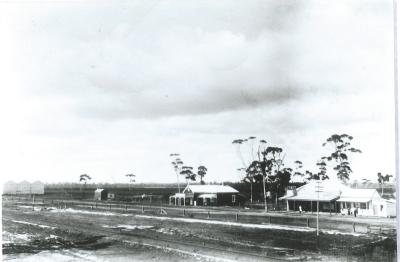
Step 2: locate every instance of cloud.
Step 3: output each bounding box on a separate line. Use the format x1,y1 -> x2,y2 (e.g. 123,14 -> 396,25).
11,1 -> 308,120
0,0 -> 395,183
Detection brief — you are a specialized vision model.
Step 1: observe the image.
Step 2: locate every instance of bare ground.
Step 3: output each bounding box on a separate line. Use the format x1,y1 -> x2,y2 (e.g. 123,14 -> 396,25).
2,199 -> 397,262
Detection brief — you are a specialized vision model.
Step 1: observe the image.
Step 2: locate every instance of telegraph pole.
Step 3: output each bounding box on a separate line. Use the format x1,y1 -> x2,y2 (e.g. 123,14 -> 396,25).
315,180 -> 323,237
392,0 -> 399,257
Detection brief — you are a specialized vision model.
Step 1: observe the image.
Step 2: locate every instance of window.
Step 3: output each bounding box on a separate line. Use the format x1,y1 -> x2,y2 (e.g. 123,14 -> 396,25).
232,195 -> 236,203
360,203 -> 367,209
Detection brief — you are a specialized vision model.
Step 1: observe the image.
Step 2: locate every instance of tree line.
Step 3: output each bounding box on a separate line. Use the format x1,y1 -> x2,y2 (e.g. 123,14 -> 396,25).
232,134 -> 363,211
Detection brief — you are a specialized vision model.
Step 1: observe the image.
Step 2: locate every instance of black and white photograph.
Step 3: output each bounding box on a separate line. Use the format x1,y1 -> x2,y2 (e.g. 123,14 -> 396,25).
1,0 -> 399,261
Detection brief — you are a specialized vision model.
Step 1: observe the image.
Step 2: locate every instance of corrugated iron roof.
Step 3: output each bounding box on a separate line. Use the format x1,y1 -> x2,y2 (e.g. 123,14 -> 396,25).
339,188 -> 378,198
280,180 -> 349,201
337,197 -> 370,203
336,188 -> 380,202
183,185 -> 238,194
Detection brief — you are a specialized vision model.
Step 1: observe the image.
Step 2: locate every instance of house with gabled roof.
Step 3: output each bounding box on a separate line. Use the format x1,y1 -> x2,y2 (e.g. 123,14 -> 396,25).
280,180 -> 349,213
337,188 -> 395,217
280,180 -> 396,217
169,184 -> 243,206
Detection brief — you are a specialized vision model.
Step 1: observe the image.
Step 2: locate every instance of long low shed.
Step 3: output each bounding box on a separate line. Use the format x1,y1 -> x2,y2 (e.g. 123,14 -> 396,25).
3,181 -> 44,195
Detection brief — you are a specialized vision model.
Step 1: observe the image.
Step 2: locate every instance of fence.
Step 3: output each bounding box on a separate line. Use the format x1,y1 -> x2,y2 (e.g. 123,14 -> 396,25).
4,196 -> 384,235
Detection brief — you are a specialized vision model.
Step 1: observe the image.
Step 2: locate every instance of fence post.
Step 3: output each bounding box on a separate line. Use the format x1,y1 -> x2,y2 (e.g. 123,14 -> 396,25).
183,209 -> 186,216
269,216 -> 271,224
353,223 -> 356,232
235,213 -> 238,222
307,218 -> 310,227
207,211 -> 210,219
125,204 -> 127,211
109,204 -> 111,210
142,205 -> 144,213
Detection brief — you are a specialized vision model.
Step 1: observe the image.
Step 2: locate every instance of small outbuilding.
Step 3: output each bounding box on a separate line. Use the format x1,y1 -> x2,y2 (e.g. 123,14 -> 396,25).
94,188 -> 108,201
169,184 -> 242,206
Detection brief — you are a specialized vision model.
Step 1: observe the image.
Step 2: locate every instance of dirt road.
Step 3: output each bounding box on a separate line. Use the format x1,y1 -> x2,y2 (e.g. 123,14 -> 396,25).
2,199 -> 397,261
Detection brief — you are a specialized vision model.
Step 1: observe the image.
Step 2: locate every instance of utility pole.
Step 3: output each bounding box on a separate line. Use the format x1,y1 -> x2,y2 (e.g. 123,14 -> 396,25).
263,175 -> 268,212
392,0 -> 399,257
315,180 -> 323,237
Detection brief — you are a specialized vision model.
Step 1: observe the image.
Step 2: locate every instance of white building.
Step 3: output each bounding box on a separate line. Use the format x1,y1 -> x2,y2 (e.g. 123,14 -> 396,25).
31,181 -> 45,195
280,180 -> 349,213
281,180 -> 396,217
3,181 -> 45,195
337,188 -> 396,217
169,185 -> 240,206
3,181 -> 18,194
94,188 -> 107,200
17,181 -> 32,194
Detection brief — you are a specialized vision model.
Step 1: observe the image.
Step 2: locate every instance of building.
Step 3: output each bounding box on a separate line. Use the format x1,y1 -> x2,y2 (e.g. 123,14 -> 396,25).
94,188 -> 108,201
3,181 -> 18,194
280,180 -> 349,213
281,180 -> 397,217
3,181 -> 45,195
337,188 -> 396,217
31,181 -> 45,195
17,181 -> 31,194
169,184 -> 242,206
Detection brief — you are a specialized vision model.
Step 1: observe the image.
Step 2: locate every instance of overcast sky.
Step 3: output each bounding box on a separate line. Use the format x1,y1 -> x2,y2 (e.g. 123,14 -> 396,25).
0,0 -> 396,184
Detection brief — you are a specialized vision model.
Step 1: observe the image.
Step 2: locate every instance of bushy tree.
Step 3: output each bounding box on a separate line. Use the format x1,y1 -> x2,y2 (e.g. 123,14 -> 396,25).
79,174 -> 91,184
79,174 -> 91,199
233,137 -> 267,204
305,158 -> 329,181
197,166 -> 207,185
180,166 -> 196,184
322,134 -> 361,182
377,172 -> 392,196
293,160 -> 306,181
269,167 -> 292,207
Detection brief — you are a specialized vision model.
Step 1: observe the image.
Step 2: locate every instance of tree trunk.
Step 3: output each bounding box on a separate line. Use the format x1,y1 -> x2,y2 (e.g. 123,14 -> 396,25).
263,176 -> 267,212
250,182 -> 253,204
176,171 -> 181,193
